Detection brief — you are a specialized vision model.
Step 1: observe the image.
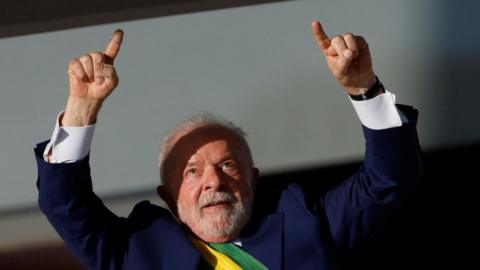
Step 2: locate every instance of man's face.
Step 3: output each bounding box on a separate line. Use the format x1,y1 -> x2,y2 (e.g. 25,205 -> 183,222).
163,126 -> 258,243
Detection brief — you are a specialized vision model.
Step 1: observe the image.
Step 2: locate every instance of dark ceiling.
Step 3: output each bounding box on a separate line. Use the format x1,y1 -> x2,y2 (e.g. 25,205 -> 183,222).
0,0 -> 289,38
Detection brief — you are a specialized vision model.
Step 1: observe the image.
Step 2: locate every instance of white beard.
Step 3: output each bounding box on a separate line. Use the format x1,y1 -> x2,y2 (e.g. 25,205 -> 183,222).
177,190 -> 253,239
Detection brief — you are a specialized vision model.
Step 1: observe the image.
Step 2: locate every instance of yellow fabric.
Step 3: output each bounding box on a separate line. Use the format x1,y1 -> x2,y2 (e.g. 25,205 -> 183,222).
190,237 -> 243,270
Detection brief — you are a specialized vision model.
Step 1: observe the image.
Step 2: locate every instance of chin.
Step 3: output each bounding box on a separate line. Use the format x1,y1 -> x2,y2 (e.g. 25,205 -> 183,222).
178,196 -> 253,243
194,216 -> 244,242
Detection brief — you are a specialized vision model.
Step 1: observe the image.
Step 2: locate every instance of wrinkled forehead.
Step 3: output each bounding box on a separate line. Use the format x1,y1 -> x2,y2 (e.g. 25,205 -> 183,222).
163,124 -> 251,174
173,124 -> 246,154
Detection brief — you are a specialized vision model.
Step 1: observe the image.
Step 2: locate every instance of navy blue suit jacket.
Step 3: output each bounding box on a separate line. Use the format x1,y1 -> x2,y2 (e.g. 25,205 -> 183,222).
35,105 -> 422,270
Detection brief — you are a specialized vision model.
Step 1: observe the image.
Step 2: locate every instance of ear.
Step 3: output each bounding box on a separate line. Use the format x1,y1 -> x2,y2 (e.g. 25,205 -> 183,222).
250,167 -> 260,190
156,185 -> 178,214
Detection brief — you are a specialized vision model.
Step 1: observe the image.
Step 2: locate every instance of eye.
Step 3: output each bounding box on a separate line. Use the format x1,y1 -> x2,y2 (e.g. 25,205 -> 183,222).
186,167 -> 198,176
222,161 -> 236,170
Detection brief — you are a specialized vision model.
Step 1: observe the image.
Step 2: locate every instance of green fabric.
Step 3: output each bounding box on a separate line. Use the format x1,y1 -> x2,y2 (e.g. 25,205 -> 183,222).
208,242 -> 269,270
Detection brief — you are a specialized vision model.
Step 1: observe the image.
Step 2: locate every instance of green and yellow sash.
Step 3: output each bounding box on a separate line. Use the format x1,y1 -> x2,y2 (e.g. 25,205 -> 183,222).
190,236 -> 269,270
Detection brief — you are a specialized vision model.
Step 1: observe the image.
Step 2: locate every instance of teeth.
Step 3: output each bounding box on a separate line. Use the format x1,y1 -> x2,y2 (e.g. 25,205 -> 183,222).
205,201 -> 227,207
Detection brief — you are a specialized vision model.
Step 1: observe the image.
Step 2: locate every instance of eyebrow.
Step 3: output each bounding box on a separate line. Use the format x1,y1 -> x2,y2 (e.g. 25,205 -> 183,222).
186,161 -> 200,167
185,153 -> 237,167
217,153 -> 237,164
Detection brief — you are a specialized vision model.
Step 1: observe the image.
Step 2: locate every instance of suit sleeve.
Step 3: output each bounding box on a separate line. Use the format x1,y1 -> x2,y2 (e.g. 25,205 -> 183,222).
35,141 -> 128,270
320,105 -> 423,251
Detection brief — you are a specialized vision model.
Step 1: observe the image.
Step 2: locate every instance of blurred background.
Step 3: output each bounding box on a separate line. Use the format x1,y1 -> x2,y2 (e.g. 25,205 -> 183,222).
0,0 -> 478,268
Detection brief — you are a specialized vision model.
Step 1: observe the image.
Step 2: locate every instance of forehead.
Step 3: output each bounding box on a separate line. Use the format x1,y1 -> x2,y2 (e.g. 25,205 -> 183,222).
186,139 -> 236,162
166,125 -> 247,168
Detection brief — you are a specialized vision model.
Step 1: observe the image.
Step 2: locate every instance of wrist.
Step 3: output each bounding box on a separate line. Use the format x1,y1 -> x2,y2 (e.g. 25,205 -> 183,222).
62,96 -> 103,126
349,76 -> 385,101
344,74 -> 377,95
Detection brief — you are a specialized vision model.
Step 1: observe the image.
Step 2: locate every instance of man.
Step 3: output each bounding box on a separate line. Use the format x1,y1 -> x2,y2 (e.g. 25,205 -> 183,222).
35,20 -> 422,269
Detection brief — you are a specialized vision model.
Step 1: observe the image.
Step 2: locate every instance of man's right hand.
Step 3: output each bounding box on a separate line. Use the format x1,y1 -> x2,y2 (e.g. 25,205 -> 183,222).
62,29 -> 124,126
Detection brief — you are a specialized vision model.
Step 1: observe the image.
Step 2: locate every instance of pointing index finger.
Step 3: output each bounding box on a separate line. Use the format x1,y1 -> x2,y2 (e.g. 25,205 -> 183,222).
105,29 -> 124,61
311,20 -> 330,50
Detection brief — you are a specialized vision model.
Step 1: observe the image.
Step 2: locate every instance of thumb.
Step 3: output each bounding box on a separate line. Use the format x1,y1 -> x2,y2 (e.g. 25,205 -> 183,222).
336,49 -> 354,77
102,65 -> 119,91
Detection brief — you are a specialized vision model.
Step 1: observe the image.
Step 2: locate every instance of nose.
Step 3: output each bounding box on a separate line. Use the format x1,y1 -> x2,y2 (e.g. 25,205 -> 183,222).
203,166 -> 224,191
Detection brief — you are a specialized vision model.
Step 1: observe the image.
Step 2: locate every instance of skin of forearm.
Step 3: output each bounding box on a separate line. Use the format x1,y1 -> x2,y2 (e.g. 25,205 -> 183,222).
62,96 -> 103,127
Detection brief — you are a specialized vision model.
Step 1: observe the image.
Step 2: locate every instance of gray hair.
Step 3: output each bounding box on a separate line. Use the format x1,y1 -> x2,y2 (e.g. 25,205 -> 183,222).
159,112 -> 253,185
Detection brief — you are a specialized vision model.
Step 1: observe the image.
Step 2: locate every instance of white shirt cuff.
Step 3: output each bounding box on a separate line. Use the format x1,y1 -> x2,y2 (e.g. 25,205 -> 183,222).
43,111 -> 96,163
350,90 -> 403,130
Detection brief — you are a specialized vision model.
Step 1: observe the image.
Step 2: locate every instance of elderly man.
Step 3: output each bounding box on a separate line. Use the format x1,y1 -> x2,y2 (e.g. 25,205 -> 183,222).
35,21 -> 422,269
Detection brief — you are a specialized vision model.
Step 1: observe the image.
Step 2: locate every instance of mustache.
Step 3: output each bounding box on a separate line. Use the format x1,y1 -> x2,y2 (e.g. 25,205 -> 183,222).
199,191 -> 237,208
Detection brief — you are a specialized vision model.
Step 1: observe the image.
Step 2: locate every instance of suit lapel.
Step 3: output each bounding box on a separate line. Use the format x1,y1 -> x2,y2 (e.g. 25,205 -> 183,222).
161,222 -> 203,269
153,205 -> 284,269
241,213 -> 284,270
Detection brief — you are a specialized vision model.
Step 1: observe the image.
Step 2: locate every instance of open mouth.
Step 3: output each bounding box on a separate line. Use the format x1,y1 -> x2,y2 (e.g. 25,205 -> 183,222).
202,201 -> 232,209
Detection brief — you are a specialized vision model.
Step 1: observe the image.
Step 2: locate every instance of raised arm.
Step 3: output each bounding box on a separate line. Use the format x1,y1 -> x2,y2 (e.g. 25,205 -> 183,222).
310,20 -> 422,250
37,30 -> 129,270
